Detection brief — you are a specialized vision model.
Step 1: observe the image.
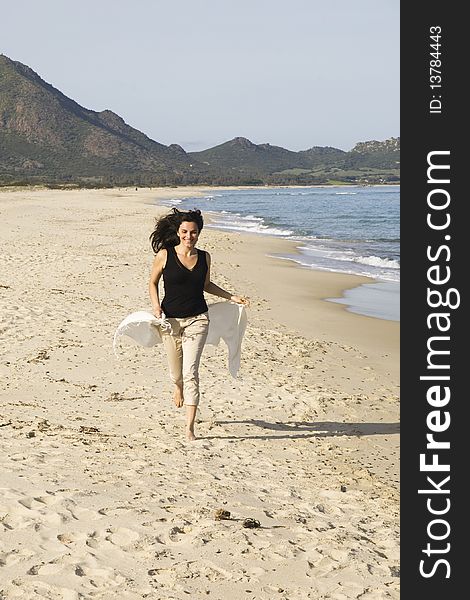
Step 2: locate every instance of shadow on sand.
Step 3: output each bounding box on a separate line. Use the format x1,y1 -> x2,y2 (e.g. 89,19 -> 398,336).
202,419 -> 400,441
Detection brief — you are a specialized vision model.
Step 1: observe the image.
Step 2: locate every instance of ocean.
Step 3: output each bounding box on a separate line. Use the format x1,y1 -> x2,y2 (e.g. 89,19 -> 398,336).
155,186 -> 400,322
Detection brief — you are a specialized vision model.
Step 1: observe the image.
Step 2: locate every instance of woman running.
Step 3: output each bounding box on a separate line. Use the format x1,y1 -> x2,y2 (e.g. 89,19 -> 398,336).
149,208 -> 249,440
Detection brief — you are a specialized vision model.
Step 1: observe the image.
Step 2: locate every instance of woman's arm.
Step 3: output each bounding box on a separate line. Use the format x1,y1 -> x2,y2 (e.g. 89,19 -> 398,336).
203,252 -> 249,305
148,249 -> 167,317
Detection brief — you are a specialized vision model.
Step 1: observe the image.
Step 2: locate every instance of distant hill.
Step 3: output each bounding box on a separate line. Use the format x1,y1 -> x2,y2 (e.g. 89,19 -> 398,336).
190,137 -> 313,172
298,145 -> 347,165
0,54 -> 399,186
190,136 -> 399,185
190,138 -> 352,175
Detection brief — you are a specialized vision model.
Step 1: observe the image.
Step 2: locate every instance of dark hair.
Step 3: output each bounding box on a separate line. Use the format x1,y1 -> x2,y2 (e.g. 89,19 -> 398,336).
149,208 -> 204,253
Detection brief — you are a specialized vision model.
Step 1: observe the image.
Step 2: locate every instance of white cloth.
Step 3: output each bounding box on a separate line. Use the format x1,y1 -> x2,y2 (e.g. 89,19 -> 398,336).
113,302 -> 247,378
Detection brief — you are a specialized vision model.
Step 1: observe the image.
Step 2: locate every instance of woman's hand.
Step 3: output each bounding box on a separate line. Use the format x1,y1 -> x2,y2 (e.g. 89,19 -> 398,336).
230,295 -> 250,307
153,304 -> 162,318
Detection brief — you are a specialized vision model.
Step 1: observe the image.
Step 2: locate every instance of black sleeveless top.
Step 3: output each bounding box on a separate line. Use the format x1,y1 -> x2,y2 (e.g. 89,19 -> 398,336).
161,246 -> 209,318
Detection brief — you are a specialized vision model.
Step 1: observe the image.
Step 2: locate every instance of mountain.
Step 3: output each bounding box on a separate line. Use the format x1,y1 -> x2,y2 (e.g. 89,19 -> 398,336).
190,136 -> 399,184
0,55 -> 399,186
0,54 -> 209,185
190,137 -> 309,172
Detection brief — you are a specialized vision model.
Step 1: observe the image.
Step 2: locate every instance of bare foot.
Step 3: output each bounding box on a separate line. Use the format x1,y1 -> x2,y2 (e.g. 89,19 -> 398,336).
185,405 -> 197,440
186,429 -> 196,441
173,386 -> 184,408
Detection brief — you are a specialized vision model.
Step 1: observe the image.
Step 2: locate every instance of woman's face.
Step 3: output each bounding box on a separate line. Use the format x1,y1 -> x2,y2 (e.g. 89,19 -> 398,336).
178,221 -> 199,247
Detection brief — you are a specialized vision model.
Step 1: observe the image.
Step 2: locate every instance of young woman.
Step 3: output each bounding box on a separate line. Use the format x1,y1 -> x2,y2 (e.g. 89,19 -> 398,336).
148,208 -> 249,441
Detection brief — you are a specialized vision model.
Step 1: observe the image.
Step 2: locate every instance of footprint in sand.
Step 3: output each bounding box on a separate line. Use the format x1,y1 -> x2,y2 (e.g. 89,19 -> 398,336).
105,526 -> 140,547
66,504 -> 102,522
1,512 -> 37,531
74,561 -> 126,588
0,548 -> 35,567
56,531 -> 87,545
1,580 -> 79,600
166,525 -> 188,544
27,560 -> 64,576
17,496 -> 51,510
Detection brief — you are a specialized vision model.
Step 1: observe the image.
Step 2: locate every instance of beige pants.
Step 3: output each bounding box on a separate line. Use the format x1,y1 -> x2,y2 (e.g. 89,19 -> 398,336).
160,311 -> 209,406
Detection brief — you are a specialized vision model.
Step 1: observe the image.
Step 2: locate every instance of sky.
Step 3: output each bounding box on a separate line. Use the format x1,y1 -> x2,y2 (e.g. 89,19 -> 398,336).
2,0 -> 399,152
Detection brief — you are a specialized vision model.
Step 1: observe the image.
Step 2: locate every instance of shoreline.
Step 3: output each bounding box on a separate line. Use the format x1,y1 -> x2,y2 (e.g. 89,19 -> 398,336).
152,185 -> 400,322
0,182 -> 400,193
125,185 -> 399,381
146,186 -> 399,390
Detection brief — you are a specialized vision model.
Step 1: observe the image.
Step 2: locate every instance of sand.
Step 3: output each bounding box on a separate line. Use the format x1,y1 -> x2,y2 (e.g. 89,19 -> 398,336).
0,187 -> 399,599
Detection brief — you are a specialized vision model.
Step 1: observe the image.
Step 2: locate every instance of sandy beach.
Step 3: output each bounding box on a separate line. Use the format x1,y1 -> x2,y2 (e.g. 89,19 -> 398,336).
0,187 -> 399,599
